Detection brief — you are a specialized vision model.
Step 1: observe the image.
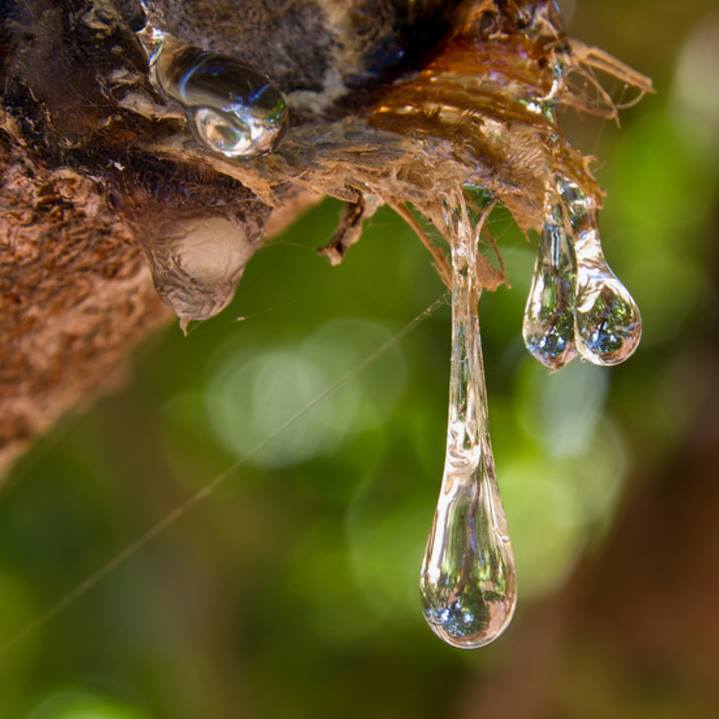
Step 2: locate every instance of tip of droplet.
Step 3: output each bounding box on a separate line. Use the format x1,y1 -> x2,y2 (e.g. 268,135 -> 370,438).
422,592 -> 517,650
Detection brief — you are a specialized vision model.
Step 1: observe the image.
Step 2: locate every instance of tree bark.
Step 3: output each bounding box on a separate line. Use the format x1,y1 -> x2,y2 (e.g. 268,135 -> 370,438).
0,0 -> 649,473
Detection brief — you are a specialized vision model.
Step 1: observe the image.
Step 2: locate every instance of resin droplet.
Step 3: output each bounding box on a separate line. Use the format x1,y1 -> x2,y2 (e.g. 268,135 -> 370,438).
152,43 -> 288,158
523,202 -> 577,370
558,178 -> 642,366
144,215 -> 256,330
420,196 -> 517,649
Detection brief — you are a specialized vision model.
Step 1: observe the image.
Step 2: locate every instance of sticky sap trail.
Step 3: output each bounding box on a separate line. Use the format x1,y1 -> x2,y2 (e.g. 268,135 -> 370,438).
420,195 -> 517,649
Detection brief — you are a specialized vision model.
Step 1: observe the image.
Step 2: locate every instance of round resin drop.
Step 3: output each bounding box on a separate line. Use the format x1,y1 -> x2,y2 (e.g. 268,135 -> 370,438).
523,202 -> 577,370
142,214 -> 256,331
558,177 -> 642,367
155,46 -> 288,157
420,196 -> 517,649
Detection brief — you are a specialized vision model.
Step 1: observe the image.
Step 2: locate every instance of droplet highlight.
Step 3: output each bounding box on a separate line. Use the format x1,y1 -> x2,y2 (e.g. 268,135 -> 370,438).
558,177 -> 642,366
138,25 -> 288,158
420,196 -> 517,649
523,201 -> 577,370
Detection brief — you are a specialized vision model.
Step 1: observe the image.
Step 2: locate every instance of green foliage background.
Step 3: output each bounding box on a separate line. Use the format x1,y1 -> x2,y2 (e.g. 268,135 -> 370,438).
2,1 -> 718,716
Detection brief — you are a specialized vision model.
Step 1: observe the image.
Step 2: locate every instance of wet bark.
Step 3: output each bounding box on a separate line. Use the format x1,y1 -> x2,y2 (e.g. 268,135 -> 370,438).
0,0 -> 453,471
0,0 -> 648,472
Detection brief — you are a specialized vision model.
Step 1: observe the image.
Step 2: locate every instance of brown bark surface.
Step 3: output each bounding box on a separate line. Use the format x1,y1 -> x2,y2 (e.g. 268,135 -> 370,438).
0,132 -> 170,470
0,0 -> 648,473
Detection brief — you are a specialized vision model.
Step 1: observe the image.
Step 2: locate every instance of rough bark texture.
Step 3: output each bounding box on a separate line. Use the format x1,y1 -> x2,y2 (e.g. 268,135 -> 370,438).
0,0 -> 650,473
0,132 -> 169,470
0,0 -> 436,471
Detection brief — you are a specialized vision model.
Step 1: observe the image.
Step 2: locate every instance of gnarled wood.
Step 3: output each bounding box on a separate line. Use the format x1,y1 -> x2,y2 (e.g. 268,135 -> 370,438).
0,0 -> 649,473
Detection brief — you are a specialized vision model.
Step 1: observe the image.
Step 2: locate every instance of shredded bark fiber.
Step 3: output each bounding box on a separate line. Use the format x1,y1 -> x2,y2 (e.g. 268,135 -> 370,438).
0,0 -> 651,473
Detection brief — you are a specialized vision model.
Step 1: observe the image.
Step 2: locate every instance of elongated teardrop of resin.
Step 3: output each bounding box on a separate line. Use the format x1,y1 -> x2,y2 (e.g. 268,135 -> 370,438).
523,203 -> 577,370
558,178 -> 642,366
420,204 -> 517,649
155,46 -> 288,157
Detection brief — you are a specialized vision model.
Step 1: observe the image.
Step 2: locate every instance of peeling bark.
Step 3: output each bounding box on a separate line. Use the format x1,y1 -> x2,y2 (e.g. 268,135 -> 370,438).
0,0 -> 650,473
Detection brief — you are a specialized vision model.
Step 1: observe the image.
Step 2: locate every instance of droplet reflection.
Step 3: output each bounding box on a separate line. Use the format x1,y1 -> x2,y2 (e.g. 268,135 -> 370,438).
558,177 -> 642,366
420,194 -> 517,649
144,215 -> 255,329
157,46 -> 288,157
523,202 -> 577,370
138,26 -> 289,158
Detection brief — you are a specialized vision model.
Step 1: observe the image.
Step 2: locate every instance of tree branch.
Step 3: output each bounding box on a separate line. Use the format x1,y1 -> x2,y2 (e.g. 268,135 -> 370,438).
0,0 -> 650,473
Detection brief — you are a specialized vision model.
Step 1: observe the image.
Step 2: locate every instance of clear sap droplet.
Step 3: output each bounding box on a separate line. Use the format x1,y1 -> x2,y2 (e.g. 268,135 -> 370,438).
523,203 -> 577,370
192,107 -> 251,157
420,195 -> 517,649
558,178 -> 642,367
144,215 -> 255,328
574,276 -> 642,365
152,44 -> 288,157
